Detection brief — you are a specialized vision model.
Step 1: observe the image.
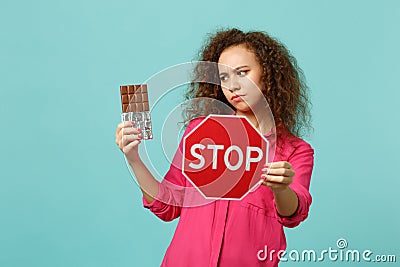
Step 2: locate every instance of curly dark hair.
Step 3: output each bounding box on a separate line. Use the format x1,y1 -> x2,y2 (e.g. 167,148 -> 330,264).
184,28 -> 312,138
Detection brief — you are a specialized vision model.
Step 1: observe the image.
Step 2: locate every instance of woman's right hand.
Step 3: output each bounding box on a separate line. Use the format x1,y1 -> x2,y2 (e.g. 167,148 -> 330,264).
115,121 -> 143,162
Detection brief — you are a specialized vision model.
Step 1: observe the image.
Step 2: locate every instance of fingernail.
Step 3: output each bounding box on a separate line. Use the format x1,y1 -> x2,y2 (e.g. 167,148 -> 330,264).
131,121 -> 135,126
262,168 -> 268,171
138,134 -> 142,139
137,128 -> 141,132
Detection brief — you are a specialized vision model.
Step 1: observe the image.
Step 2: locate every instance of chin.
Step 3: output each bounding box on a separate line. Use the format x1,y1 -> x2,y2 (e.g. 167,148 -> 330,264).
234,106 -> 252,114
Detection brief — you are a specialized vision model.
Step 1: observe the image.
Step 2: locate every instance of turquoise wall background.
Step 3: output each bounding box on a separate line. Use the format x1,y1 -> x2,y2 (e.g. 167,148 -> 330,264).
1,0 -> 399,266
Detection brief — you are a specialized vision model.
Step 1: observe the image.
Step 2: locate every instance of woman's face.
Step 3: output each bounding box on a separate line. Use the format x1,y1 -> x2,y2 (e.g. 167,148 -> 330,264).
218,44 -> 265,115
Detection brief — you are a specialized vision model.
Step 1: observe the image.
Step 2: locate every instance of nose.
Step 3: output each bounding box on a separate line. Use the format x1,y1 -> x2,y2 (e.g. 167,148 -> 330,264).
227,77 -> 240,92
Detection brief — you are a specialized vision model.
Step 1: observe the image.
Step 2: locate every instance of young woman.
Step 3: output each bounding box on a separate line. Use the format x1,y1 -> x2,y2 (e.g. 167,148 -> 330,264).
115,28 -> 314,267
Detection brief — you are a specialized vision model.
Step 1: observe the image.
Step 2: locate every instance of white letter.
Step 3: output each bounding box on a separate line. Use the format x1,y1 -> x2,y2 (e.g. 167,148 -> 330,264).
278,250 -> 287,261
257,245 -> 268,261
207,144 -> 224,169
189,144 -> 205,169
302,250 -> 317,262
328,247 -> 338,261
289,250 -> 300,262
362,250 -> 372,262
318,250 -> 328,262
345,250 -> 360,262
224,145 -> 243,171
245,146 -> 263,171
269,249 -> 276,262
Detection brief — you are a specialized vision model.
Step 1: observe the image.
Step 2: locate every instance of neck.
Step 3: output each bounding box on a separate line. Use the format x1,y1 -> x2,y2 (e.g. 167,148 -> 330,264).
236,110 -> 259,127
236,110 -> 274,135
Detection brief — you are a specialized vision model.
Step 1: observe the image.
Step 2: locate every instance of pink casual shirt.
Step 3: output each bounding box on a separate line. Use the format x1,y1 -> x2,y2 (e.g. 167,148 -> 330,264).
143,117 -> 314,267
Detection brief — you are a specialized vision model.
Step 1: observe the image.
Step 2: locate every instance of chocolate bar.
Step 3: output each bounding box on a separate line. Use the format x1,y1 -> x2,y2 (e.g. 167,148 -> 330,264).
120,84 -> 153,140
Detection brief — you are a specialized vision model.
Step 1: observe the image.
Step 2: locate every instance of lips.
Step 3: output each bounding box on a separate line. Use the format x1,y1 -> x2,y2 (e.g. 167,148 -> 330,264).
231,94 -> 243,102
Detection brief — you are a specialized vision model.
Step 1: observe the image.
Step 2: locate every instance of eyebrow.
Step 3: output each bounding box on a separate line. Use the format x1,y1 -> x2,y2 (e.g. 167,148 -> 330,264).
234,65 -> 249,70
219,65 -> 250,75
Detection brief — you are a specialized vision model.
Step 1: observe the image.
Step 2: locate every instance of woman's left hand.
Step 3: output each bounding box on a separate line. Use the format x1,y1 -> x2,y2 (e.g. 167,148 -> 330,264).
261,161 -> 295,193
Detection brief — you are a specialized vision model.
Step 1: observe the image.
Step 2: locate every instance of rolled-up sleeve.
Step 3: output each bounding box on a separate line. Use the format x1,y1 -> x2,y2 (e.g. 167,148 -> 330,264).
142,118 -> 203,222
142,167 -> 184,221
274,140 -> 314,228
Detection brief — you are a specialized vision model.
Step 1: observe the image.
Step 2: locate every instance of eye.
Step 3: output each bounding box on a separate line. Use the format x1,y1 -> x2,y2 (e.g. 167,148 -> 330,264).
237,70 -> 248,76
219,75 -> 228,82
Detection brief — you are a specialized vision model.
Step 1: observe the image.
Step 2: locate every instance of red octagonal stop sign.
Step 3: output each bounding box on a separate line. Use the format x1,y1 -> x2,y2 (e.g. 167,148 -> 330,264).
182,115 -> 269,200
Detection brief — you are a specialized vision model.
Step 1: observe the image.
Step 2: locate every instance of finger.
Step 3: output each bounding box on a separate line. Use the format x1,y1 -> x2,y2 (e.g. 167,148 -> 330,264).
123,140 -> 141,153
261,174 -> 291,185
116,129 -> 122,146
262,180 -> 283,188
122,127 -> 141,135
270,161 -> 291,169
116,122 -> 127,139
116,123 -> 123,137
117,121 -> 138,138
116,133 -> 123,148
122,121 -> 136,128
262,168 -> 295,177
116,128 -> 123,144
117,121 -> 135,133
265,161 -> 292,169
116,121 -> 131,132
122,134 -> 142,146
